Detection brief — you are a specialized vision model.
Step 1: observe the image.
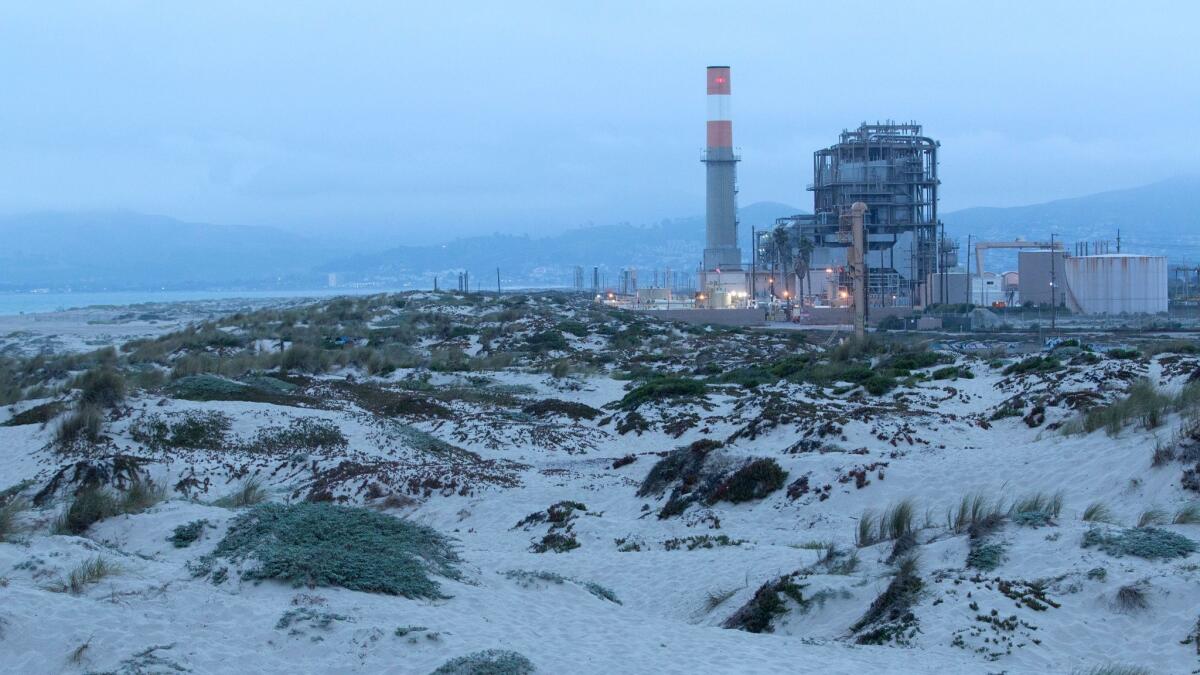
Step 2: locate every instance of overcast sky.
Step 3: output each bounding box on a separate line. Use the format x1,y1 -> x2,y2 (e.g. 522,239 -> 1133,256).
1,1 -> 1197,246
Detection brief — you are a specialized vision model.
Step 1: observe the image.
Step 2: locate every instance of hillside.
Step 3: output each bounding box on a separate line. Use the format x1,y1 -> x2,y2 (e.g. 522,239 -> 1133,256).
323,201 -> 800,287
2,293 -> 1200,673
0,211 -> 333,291
944,176 -> 1200,264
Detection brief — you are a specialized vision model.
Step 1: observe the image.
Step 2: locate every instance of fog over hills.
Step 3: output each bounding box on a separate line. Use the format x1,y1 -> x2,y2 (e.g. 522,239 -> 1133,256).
943,176 -> 1200,262
1,178 -> 1197,292
0,211 -> 336,291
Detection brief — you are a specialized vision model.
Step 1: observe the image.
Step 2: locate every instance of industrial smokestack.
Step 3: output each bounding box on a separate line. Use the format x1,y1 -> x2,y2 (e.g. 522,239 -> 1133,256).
703,66 -> 741,272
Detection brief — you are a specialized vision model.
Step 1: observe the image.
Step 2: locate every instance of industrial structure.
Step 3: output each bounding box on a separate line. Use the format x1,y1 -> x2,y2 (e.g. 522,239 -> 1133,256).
762,122 -> 943,308
1063,254 -> 1168,314
651,67 -> 1172,320
697,66 -> 749,306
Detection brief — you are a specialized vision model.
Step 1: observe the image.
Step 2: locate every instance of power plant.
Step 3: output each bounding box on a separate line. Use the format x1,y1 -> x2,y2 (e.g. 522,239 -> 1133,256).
768,122 -> 942,308
605,65 -> 1170,323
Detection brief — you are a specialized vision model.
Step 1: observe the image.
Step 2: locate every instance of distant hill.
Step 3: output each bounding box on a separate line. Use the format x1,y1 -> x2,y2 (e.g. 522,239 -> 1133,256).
944,176 -> 1200,266
0,211 -> 332,291
324,201 -> 802,288
7,177 -> 1197,292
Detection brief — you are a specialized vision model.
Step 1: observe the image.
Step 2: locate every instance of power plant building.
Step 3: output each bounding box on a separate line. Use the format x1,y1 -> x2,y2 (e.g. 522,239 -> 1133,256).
765,122 -> 942,308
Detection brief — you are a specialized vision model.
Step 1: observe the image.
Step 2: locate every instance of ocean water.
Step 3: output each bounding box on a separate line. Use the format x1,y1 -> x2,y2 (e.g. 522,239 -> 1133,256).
0,288 -> 409,316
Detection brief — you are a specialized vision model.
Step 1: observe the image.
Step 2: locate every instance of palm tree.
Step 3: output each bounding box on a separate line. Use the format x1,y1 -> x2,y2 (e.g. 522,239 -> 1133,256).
770,227 -> 792,299
793,235 -> 813,306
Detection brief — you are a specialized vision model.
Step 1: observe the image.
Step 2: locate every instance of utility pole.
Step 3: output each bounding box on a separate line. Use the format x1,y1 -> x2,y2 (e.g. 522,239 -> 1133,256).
966,234 -> 972,306
750,227 -> 756,300
1050,233 -> 1057,332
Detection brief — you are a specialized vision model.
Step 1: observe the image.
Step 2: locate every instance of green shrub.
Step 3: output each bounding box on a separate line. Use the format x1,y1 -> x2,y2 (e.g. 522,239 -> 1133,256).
1082,527 -> 1197,560
637,440 -> 720,498
881,350 -> 945,371
530,532 -> 579,553
522,399 -> 600,421
525,330 -> 569,353
850,555 -> 922,642
722,573 -> 808,633
168,375 -> 297,405
431,649 -> 536,675
556,320 -> 588,337
863,373 -> 898,396
617,377 -> 707,410
3,401 -> 65,427
707,459 -> 787,504
131,411 -> 232,449
1003,356 -> 1062,376
966,542 -> 1004,571
1106,348 -> 1141,360
168,519 -> 210,548
207,502 -> 461,598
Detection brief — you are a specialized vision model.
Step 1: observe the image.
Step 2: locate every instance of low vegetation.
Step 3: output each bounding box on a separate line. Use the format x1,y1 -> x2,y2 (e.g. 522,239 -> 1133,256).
214,478 -> 268,508
722,572 -> 808,633
431,650 -> 536,675
1083,379 -> 1173,436
53,480 -> 166,535
1082,527 -> 1197,560
0,497 -> 27,542
1082,501 -> 1114,523
204,502 -> 461,598
51,556 -> 120,595
1010,491 -> 1063,527
617,377 -> 707,410
851,555 -> 923,645
856,499 -> 917,548
169,519 -> 210,548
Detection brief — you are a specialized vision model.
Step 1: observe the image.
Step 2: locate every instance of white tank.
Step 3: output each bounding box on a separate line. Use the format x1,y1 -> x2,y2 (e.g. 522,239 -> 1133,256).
1063,254 -> 1167,315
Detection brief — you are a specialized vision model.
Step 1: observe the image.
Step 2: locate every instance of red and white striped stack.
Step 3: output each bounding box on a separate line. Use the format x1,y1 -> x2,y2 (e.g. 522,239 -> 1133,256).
706,66 -> 733,152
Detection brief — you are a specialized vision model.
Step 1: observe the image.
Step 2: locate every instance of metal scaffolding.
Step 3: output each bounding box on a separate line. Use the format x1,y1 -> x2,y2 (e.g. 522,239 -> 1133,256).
764,121 -> 943,307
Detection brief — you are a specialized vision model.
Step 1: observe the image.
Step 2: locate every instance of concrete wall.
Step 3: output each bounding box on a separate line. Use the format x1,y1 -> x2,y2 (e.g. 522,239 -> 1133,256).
632,308 -> 764,326
787,306 -> 915,326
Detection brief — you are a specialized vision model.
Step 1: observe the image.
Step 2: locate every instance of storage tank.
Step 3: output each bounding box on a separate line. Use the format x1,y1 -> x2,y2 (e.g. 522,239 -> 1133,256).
1063,254 -> 1167,315
1018,250 -> 1068,307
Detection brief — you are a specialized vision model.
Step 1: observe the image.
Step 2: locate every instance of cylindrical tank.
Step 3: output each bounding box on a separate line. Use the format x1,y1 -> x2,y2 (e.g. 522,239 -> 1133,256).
1063,254 -> 1167,315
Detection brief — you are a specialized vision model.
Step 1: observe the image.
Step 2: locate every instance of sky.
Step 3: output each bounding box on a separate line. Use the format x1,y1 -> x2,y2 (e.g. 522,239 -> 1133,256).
1,1 -> 1197,247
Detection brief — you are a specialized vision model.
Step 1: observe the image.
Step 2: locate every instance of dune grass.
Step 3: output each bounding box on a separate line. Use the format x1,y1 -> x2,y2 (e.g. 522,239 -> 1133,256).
51,556 -> 120,595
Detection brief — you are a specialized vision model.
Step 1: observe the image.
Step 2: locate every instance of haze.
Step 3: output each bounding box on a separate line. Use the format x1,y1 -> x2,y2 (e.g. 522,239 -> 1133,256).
1,1 -> 1196,247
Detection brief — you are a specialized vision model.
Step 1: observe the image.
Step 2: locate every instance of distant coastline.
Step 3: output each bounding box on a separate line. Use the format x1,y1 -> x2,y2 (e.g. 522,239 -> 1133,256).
0,287 -> 409,317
